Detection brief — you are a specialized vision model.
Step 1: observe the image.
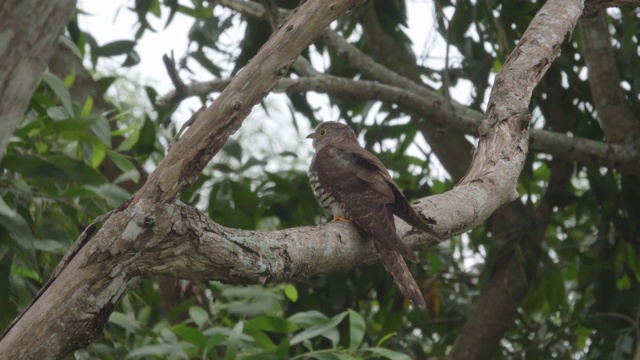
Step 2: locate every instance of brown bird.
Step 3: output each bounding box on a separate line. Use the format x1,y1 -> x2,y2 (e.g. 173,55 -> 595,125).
306,121 -> 441,307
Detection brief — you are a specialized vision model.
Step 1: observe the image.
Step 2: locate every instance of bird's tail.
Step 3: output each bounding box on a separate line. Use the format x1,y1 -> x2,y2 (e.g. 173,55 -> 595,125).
375,241 -> 426,308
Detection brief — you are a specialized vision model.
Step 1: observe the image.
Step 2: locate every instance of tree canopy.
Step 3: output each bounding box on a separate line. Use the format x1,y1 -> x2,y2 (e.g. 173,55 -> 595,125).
1,0 -> 640,359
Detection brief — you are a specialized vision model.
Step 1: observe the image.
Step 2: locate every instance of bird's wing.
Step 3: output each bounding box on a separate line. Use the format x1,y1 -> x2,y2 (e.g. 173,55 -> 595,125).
330,141 -> 398,198
314,144 -> 418,263
331,141 -> 441,240
388,185 -> 442,241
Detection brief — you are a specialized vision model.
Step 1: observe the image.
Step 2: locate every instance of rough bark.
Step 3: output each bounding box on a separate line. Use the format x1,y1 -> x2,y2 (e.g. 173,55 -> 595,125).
0,0 -> 75,160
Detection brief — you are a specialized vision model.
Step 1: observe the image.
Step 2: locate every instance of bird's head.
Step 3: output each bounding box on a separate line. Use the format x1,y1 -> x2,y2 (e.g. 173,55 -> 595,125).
306,121 -> 356,150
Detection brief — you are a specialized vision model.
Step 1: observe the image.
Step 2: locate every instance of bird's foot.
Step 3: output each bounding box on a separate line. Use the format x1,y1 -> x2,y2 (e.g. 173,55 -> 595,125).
331,216 -> 351,223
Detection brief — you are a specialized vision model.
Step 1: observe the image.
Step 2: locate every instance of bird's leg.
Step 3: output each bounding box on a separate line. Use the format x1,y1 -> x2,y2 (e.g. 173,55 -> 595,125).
331,216 -> 352,223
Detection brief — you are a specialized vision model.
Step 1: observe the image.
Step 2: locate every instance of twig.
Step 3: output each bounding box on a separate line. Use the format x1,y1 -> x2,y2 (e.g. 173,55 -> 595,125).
162,52 -> 188,102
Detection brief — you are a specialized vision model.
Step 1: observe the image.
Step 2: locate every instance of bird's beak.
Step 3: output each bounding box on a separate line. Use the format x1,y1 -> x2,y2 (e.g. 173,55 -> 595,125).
305,132 -> 315,139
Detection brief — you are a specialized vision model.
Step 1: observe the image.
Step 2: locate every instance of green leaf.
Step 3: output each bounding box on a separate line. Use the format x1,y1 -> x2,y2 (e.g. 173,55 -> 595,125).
190,50 -> 222,77
108,312 -> 146,335
225,321 -> 243,360
0,249 -> 16,329
91,146 -> 106,168
284,284 -> 298,302
376,332 -> 397,347
348,309 -> 365,349
160,327 -> 179,344
2,154 -> 67,183
544,266 -> 566,312
90,114 -> 112,147
42,72 -> 74,116
80,96 -> 94,117
113,168 -> 141,185
33,239 -> 69,255
48,155 -> 108,185
46,106 -> 70,121
116,128 -> 140,152
366,347 -> 412,360
244,328 -> 276,351
222,139 -> 242,161
122,50 -> 141,67
134,117 -> 157,157
106,151 -> 136,173
58,35 -> 82,59
289,310 -> 329,327
189,306 -> 209,327
125,344 -> 187,359
0,197 -> 35,264
204,333 -> 226,359
94,40 -> 136,57
290,311 -> 348,346
245,315 -> 298,334
87,183 -> 131,208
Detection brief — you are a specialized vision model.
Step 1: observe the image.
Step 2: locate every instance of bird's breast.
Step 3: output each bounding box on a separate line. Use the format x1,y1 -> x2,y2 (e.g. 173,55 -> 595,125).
308,169 -> 348,219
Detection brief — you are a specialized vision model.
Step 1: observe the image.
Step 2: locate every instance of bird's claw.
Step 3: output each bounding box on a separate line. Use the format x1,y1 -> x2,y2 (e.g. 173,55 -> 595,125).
331,216 -> 351,223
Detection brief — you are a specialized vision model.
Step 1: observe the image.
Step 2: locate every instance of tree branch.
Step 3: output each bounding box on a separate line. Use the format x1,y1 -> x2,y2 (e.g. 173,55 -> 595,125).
579,10 -> 640,143
157,75 -> 640,177
448,63 -> 575,360
583,0 -> 640,15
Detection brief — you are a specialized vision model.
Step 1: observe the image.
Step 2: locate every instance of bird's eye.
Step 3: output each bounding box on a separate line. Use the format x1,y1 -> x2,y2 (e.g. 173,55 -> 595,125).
318,128 -> 328,136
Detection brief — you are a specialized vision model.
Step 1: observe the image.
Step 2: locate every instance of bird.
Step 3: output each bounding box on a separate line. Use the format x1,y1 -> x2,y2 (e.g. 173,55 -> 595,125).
306,121 -> 441,308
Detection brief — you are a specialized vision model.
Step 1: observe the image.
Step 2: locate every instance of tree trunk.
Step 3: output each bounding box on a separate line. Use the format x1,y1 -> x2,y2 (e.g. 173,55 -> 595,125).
0,0 -> 75,160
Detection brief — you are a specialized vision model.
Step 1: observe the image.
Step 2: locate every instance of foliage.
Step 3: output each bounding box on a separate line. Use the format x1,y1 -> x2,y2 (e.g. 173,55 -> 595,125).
2,0 -> 640,359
